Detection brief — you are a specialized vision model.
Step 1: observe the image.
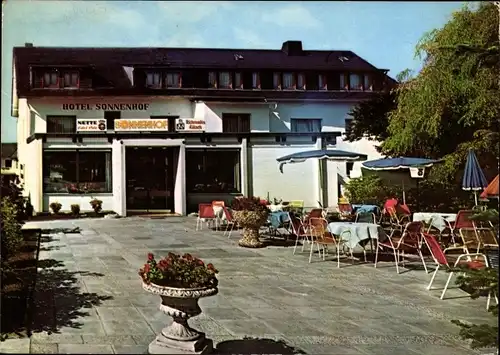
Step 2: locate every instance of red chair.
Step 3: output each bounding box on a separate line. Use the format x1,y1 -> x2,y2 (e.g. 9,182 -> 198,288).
212,200 -> 225,207
421,233 -> 497,309
375,221 -> 428,274
303,208 -> 324,224
196,203 -> 216,231
447,210 -> 474,242
290,213 -> 311,255
337,203 -> 353,217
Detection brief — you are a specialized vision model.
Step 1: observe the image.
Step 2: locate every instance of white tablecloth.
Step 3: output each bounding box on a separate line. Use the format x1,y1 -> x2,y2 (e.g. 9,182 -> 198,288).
327,222 -> 387,249
413,212 -> 456,232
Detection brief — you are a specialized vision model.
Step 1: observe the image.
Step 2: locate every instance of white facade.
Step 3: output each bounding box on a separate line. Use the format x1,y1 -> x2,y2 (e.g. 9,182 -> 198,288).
16,96 -> 382,215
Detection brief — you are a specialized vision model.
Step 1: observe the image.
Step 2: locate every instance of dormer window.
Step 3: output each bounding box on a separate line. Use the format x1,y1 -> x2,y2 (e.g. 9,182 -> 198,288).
252,72 -> 261,89
297,73 -> 306,90
63,71 -> 79,88
146,71 -> 162,88
208,72 -> 217,88
43,71 -> 59,88
318,74 -> 327,90
219,72 -> 232,89
166,72 -> 182,88
282,73 -> 296,90
234,72 -> 243,89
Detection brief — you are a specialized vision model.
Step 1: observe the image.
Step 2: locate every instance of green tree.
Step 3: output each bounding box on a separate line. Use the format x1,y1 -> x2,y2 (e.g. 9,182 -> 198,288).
380,3 -> 499,182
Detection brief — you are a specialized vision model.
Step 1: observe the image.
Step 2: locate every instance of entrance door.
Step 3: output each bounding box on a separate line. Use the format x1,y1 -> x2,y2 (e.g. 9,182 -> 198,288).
125,147 -> 174,211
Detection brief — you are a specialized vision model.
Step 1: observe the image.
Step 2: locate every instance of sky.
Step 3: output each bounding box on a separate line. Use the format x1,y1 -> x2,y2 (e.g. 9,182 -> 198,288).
1,0 -> 466,143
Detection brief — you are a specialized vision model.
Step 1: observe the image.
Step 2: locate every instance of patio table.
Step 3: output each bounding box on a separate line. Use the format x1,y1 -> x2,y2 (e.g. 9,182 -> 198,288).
413,212 -> 456,232
352,204 -> 380,215
327,222 -> 388,249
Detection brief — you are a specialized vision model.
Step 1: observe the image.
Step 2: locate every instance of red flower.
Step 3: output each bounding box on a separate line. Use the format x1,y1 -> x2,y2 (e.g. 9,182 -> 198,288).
196,259 -> 204,266
144,264 -> 150,273
183,253 -> 193,261
207,263 -> 215,271
148,253 -> 154,261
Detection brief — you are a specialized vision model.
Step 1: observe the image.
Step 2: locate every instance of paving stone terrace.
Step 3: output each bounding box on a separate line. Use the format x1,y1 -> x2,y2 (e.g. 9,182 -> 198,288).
1,216 -> 497,354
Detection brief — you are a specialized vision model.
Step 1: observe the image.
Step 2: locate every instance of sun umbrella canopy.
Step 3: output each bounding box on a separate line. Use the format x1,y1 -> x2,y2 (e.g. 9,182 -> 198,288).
277,149 -> 367,173
480,174 -> 499,199
362,157 -> 442,170
462,150 -> 488,191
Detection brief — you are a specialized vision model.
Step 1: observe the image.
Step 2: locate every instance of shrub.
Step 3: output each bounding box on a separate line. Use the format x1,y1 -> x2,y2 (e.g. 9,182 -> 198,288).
139,252 -> 218,288
0,197 -> 23,261
49,201 -> 62,214
232,196 -> 269,215
70,204 -> 80,216
0,178 -> 26,222
344,175 -> 401,205
89,199 -> 103,213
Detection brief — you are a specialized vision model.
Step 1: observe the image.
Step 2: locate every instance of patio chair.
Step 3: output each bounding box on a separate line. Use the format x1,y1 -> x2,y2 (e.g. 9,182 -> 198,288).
212,200 -> 225,207
222,207 -> 236,239
458,228 -> 482,254
475,227 -> 499,250
355,211 -> 377,224
308,217 -> 337,263
386,207 -> 411,232
288,200 -> 304,214
422,233 -> 498,309
303,208 -> 324,224
375,221 -> 428,274
196,203 -> 217,231
447,210 -> 474,238
337,203 -> 353,217
290,213 -> 311,255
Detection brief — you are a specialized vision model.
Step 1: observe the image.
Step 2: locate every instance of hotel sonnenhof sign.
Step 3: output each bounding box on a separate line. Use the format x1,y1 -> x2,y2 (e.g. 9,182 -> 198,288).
62,103 -> 150,110
175,119 -> 206,132
76,119 -> 107,132
114,119 -> 169,131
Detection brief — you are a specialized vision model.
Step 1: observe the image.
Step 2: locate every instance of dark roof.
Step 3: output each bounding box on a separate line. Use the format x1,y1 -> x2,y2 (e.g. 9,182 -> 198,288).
14,44 -> 381,71
1,143 -> 18,159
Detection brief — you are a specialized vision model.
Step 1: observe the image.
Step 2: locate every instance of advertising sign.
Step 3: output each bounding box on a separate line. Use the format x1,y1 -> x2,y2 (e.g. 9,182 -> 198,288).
76,119 -> 107,132
175,119 -> 206,132
114,119 -> 169,132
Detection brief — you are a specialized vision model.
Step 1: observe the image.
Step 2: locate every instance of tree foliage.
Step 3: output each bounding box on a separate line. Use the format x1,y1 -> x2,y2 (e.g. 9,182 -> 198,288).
381,3 -> 499,182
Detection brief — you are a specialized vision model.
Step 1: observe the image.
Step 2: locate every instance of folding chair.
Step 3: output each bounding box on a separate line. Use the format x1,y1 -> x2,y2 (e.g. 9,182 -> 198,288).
196,203 -> 217,231
222,207 -> 236,239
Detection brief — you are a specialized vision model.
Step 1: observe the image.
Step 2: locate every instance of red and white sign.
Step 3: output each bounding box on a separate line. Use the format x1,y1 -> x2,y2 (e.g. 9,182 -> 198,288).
175,119 -> 206,132
76,119 -> 107,132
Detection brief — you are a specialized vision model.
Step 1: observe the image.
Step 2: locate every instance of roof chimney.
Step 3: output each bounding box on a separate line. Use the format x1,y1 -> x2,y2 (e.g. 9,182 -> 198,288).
281,41 -> 303,56
25,43 -> 33,47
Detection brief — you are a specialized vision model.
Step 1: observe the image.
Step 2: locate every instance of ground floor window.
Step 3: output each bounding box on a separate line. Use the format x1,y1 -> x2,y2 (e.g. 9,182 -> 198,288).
186,149 -> 241,193
43,150 -> 112,193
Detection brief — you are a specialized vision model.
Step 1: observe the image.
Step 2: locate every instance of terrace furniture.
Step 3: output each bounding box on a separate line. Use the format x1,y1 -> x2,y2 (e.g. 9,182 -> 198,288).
287,200 -> 304,214
355,211 -> 377,224
352,204 -> 380,215
267,211 -> 290,238
413,212 -> 457,233
303,208 -> 324,224
448,210 -> 475,240
375,221 -> 428,274
308,217 -> 337,263
422,232 -> 498,310
337,203 -> 353,219
196,203 -> 218,231
327,221 -> 387,259
290,213 -> 311,255
222,207 -> 236,239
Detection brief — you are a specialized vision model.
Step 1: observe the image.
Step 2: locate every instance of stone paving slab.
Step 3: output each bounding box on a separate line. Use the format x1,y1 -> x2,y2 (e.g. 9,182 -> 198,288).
1,217 -> 493,354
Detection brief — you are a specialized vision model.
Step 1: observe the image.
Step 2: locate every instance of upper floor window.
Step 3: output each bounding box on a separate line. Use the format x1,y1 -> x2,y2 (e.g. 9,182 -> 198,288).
208,71 -> 217,88
282,72 -> 296,90
146,72 -> 162,88
43,71 -> 59,88
364,74 -> 373,91
273,72 -> 281,90
349,73 -> 362,90
318,74 -> 327,90
166,72 -> 182,88
234,73 -> 243,89
218,72 -> 232,89
46,115 -> 76,133
291,118 -> 322,133
222,113 -> 250,133
340,73 -> 348,90
297,73 -> 306,90
252,72 -> 261,89
63,72 -> 79,88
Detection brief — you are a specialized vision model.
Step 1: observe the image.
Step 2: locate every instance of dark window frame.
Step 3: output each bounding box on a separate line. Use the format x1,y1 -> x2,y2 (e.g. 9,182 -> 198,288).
165,72 -> 182,88
62,71 -> 80,88
221,113 -> 251,133
290,118 -> 322,133
46,115 -> 77,133
146,71 -> 163,89
42,149 -> 113,194
4,159 -> 12,168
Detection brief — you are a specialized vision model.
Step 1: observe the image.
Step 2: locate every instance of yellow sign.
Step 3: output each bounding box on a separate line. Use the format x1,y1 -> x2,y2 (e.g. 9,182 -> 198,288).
115,119 -> 169,131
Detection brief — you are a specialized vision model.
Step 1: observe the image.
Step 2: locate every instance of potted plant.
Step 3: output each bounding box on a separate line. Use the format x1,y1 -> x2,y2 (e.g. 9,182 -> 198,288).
89,199 -> 102,214
70,204 -> 80,216
231,196 -> 269,248
49,201 -> 62,214
139,253 -> 219,354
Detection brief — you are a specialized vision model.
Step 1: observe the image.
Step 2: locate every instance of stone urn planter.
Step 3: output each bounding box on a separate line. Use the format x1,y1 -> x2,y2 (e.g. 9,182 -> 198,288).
143,283 -> 218,354
233,210 -> 268,248
139,253 -> 219,354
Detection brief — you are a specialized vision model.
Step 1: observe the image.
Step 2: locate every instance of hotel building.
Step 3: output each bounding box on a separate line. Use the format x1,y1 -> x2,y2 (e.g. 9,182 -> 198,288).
11,41 -> 394,215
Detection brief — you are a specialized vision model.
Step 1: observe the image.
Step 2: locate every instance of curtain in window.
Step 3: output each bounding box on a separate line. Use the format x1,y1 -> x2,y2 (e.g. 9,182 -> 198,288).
349,74 -> 361,90
63,72 -> 78,87
297,74 -> 305,90
252,72 -> 260,89
44,72 -> 58,86
166,73 -> 180,87
147,72 -> 161,87
219,72 -> 231,88
208,72 -> 217,88
318,75 -> 327,90
234,73 -> 242,89
340,74 -> 346,89
273,73 -> 281,89
283,73 -> 294,89
292,119 -> 321,133
47,116 -> 76,133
